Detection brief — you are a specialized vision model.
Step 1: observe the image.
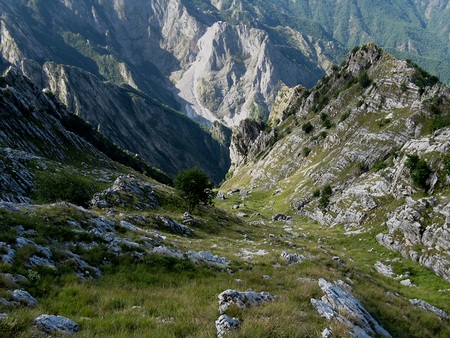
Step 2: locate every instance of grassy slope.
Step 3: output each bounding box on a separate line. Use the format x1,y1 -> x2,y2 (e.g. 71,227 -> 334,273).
1,165 -> 449,337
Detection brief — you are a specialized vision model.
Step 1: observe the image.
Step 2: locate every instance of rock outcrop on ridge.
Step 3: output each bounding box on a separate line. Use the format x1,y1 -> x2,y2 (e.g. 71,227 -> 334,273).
225,44 -> 450,282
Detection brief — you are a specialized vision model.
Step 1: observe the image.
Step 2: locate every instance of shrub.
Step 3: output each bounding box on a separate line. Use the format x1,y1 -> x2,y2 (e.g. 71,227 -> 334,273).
443,154 -> 450,176
173,167 -> 214,213
339,112 -> 350,122
302,147 -> 311,157
429,112 -> 450,132
319,185 -> 332,210
405,154 -> 431,190
33,170 -> 97,207
302,122 -> 314,134
358,71 -> 372,88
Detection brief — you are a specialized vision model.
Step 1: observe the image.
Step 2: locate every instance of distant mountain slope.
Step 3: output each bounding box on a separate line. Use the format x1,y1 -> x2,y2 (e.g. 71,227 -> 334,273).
224,44 -> 450,282
0,0 -> 338,126
241,0 -> 450,84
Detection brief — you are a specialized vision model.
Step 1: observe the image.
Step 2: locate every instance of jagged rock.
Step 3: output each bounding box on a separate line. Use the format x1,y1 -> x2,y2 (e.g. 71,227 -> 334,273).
375,261 -> 395,278
34,314 -> 80,335
236,212 -> 248,218
91,175 -> 159,210
0,313 -> 7,320
410,299 -> 450,320
322,327 -> 333,338
280,251 -> 304,264
155,215 -> 194,236
332,256 -> 347,265
187,251 -> 229,268
182,212 -> 197,226
88,216 -> 117,242
272,214 -> 292,222
11,290 -> 37,308
216,191 -> 226,200
0,242 -> 15,264
311,279 -> 392,338
218,289 -> 276,314
215,314 -> 240,338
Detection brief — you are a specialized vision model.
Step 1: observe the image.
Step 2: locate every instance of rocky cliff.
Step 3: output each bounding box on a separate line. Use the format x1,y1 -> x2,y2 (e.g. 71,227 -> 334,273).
225,44 -> 450,282
0,1 -> 233,183
0,0 -> 334,127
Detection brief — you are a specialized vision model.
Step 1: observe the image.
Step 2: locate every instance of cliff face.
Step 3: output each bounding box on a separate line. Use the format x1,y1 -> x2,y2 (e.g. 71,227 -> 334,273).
0,0 -> 234,183
225,44 -> 450,282
0,0 -> 332,127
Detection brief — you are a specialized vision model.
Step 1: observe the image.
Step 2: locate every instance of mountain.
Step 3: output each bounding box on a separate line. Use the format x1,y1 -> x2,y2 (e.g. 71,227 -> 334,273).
237,0 -> 450,85
0,1 -> 234,183
1,41 -> 450,337
0,0 -> 334,127
224,43 -> 450,283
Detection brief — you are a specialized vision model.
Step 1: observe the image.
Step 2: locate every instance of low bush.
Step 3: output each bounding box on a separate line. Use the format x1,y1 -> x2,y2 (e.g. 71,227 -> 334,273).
33,170 -> 98,207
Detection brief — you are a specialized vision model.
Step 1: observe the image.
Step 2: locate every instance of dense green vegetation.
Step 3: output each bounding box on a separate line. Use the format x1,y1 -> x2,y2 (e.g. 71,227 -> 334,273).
33,170 -> 98,207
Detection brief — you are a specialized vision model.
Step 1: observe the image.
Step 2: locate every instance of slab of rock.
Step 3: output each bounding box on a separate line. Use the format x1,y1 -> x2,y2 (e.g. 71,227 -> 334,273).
218,289 -> 275,314
187,251 -> 229,268
34,314 -> 79,335
215,314 -> 240,338
375,261 -> 395,277
155,215 -> 194,236
311,279 -> 392,338
182,212 -> 197,226
409,299 -> 450,320
272,214 -> 292,222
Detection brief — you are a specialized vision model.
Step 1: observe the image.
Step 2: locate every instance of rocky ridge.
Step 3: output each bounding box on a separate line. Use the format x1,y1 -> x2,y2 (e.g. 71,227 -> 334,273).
0,0 -> 335,127
225,44 -> 450,282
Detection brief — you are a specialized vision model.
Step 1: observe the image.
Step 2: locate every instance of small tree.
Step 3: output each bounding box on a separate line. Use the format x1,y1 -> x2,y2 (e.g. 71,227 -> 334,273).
173,167 -> 214,213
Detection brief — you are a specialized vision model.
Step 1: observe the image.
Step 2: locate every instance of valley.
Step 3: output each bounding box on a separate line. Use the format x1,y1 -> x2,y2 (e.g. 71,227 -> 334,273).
1,1 -> 450,337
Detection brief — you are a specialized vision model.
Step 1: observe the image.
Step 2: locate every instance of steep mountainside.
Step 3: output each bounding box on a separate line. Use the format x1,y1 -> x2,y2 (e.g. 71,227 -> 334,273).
0,0 -> 334,126
0,3 -> 232,182
224,44 -> 450,282
239,0 -> 450,85
1,42 -> 450,337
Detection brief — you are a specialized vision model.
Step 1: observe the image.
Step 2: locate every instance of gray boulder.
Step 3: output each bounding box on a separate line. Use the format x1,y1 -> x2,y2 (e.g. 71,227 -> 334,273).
187,251 -> 229,268
34,314 -> 79,335
215,314 -> 240,338
91,174 -> 159,210
218,289 -> 275,314
155,215 -> 194,236
11,290 -> 37,308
